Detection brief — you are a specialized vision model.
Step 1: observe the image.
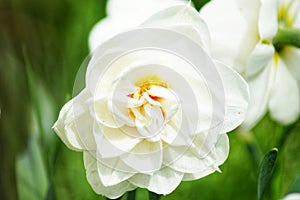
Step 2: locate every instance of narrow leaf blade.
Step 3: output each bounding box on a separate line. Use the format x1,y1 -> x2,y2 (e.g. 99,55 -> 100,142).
258,148 -> 278,200
16,135 -> 49,200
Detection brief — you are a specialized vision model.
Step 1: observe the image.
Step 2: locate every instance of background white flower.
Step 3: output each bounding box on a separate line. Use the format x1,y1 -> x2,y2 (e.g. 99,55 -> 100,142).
53,4 -> 249,199
200,0 -> 300,130
282,193 -> 300,200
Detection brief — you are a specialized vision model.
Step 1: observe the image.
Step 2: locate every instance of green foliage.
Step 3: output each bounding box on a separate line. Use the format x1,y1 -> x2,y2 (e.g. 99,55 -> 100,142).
127,190 -> 137,200
149,191 -> 161,200
258,149 -> 278,200
192,0 -> 211,10
16,134 -> 49,200
288,175 -> 300,194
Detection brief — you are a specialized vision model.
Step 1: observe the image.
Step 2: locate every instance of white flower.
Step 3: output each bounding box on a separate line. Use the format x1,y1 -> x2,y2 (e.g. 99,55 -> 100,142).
282,193 -> 300,200
200,0 -> 300,130
88,0 -> 187,51
53,4 -> 249,199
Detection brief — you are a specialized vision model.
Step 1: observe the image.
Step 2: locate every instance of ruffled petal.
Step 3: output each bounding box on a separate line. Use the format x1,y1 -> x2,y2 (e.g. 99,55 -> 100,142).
163,139 -> 207,173
94,123 -> 142,158
165,133 -> 229,174
214,60 -> 250,133
142,5 -> 211,51
92,97 -> 124,128
268,57 -> 300,124
97,155 -> 136,187
182,133 -> 229,181
121,140 -> 163,173
128,167 -> 184,195
53,89 -> 96,151
83,152 -> 136,199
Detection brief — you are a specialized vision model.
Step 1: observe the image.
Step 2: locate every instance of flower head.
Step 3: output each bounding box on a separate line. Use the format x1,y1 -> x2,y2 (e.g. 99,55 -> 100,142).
200,0 -> 300,129
53,3 -> 249,199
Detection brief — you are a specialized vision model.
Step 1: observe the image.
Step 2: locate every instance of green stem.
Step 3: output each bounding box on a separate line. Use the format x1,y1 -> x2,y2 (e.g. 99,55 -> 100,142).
237,130 -> 262,171
127,190 -> 136,200
278,120 -> 300,149
148,191 -> 160,200
273,27 -> 300,50
246,140 -> 262,170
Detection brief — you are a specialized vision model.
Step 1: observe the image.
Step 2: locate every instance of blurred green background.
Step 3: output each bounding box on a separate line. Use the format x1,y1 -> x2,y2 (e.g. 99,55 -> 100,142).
0,0 -> 299,199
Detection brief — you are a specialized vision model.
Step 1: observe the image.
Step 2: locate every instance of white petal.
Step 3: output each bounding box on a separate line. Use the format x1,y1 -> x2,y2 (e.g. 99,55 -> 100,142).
83,152 -> 136,199
200,0 -> 258,73
109,88 -> 138,127
128,167 -> 184,195
242,62 -> 276,130
96,153 -> 138,174
94,123 -> 142,158
142,5 -> 211,51
53,89 -> 96,151
214,60 -> 250,132
88,17 -> 125,51
167,117 -> 194,146
166,133 -> 229,173
282,193 -> 300,200
53,99 -> 82,150
289,1 -> 300,28
92,97 -> 124,128
182,133 -> 229,180
268,57 -> 300,124
164,147 -> 206,173
295,9 -> 300,28
86,49 -> 140,96
246,42 -> 275,78
93,123 -> 127,158
258,0 -> 278,39
145,105 -> 164,138
97,156 -> 136,187
160,124 -> 179,144
235,0 -> 261,27
121,140 -> 163,173
182,167 -> 216,181
281,47 -> 300,81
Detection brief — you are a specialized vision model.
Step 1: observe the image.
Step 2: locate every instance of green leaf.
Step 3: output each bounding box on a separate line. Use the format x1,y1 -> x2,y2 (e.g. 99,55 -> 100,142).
192,0 -> 211,10
258,148 -> 278,200
288,174 -> 300,194
16,134 -> 49,200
